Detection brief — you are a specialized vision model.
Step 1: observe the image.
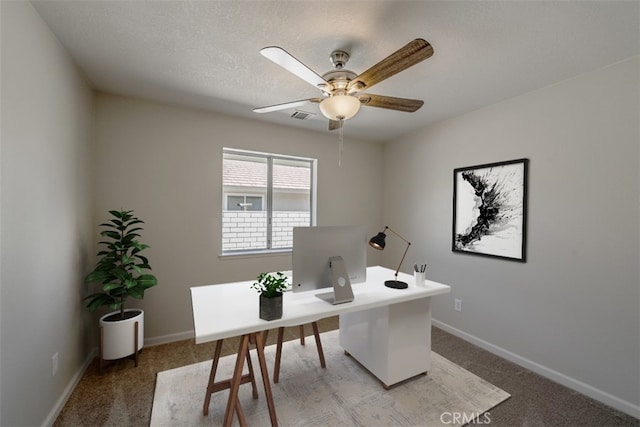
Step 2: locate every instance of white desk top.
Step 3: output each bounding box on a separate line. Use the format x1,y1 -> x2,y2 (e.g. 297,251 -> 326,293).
190,265 -> 450,344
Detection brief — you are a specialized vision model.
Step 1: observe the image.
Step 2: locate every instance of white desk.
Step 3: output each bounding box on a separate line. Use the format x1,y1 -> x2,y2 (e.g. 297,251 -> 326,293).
191,266 -> 450,425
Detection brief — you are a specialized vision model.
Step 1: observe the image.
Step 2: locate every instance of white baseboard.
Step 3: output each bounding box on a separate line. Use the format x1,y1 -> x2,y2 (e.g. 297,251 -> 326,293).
432,319 -> 640,419
144,329 -> 194,347
42,348 -> 97,427
45,324 -> 639,425
42,330 -> 193,426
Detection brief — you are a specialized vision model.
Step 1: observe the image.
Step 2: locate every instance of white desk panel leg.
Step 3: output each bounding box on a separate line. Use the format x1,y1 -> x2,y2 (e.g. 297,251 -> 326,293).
339,297 -> 431,387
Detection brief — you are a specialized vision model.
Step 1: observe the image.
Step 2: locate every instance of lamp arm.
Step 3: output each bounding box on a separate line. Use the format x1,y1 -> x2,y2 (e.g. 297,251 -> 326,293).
394,240 -> 411,280
383,226 -> 412,280
383,226 -> 411,245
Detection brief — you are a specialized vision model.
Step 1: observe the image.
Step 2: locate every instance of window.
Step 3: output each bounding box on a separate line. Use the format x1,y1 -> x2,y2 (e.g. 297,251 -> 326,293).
226,195 -> 263,211
222,148 -> 316,254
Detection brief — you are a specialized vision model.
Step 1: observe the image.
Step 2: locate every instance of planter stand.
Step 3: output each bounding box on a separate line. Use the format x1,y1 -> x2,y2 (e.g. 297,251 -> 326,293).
99,320 -> 140,373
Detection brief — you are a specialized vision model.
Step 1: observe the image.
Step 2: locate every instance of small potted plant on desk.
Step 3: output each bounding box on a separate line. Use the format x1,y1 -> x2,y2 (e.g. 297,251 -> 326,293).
84,209 -> 158,371
251,272 -> 288,321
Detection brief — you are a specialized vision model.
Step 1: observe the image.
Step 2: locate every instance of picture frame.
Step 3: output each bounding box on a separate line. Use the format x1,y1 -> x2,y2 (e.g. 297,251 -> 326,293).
452,158 -> 529,262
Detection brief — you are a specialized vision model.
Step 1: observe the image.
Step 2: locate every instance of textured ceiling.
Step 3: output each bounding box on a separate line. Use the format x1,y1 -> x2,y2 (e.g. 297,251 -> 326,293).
33,1 -> 640,143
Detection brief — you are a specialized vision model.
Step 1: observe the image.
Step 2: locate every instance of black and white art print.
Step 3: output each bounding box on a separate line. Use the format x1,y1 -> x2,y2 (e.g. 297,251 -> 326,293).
452,159 -> 528,262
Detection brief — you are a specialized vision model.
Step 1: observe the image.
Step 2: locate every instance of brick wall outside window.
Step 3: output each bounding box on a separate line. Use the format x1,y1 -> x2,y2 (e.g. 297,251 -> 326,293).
222,211 -> 311,251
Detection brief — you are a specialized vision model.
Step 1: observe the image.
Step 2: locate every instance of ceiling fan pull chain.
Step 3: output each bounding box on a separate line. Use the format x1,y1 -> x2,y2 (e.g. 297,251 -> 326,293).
337,116 -> 345,166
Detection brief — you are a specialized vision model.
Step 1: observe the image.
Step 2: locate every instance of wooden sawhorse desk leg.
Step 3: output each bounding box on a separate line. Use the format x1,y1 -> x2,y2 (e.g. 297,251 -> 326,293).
202,337 -> 259,423
274,322 -> 326,383
209,333 -> 277,427
310,322 -> 327,369
223,333 -> 278,427
252,332 -> 277,426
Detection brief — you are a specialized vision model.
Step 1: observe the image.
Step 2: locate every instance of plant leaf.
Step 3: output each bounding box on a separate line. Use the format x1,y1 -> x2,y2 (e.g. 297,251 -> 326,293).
100,230 -> 120,240
102,282 -> 123,292
137,274 -> 158,288
109,267 -> 130,282
85,270 -> 112,284
128,287 -> 145,299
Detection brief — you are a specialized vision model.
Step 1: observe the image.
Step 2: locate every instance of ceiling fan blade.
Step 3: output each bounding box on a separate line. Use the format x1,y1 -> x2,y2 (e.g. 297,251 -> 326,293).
260,46 -> 328,89
347,39 -> 433,93
358,94 -> 424,112
253,99 -> 318,113
328,120 -> 342,131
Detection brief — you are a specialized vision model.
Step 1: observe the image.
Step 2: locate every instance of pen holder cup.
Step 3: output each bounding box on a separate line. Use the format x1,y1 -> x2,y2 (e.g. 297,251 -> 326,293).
414,271 -> 426,287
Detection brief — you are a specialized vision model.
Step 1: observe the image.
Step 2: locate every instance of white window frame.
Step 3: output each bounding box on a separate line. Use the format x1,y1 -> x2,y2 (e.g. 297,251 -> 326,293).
221,148 -> 317,256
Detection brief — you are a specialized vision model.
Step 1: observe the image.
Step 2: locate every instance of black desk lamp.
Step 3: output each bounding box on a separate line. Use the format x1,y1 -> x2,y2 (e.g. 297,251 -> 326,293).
369,226 -> 411,289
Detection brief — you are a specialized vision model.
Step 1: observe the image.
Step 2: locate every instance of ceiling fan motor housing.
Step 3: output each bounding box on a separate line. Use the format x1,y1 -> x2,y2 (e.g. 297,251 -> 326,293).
330,50 -> 350,69
321,69 -> 357,93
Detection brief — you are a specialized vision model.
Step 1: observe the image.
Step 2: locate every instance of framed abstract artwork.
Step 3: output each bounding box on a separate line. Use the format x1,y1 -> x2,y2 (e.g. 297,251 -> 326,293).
452,158 -> 529,262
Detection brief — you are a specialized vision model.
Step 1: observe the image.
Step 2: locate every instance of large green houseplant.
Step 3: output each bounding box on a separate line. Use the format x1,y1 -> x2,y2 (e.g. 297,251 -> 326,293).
85,209 -> 157,317
84,209 -> 158,366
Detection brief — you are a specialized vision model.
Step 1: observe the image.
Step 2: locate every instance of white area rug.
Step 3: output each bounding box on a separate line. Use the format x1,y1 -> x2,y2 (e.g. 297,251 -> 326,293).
151,330 -> 509,426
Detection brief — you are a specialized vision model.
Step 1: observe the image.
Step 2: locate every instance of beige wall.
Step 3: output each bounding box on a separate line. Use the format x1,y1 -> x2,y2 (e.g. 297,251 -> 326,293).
92,93 -> 384,342
0,2 -> 94,425
382,57 -> 640,415
2,2 -> 637,423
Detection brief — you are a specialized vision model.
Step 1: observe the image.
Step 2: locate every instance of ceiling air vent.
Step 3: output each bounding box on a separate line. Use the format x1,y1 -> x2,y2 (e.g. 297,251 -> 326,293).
290,110 -> 314,120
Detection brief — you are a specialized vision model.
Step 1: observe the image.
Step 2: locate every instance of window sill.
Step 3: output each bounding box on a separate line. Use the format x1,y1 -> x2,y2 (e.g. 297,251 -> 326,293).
219,249 -> 292,260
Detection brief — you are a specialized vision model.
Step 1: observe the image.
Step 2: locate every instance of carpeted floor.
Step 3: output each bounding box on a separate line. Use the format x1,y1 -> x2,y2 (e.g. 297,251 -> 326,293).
150,330 -> 510,426
55,317 -> 638,426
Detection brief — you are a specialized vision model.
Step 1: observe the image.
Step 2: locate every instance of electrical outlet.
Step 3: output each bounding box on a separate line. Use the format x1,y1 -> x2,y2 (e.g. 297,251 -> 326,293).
454,298 -> 462,312
52,352 -> 59,376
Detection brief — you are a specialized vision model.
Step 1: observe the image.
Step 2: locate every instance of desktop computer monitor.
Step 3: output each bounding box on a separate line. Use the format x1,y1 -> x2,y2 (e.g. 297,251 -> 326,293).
292,225 -> 367,296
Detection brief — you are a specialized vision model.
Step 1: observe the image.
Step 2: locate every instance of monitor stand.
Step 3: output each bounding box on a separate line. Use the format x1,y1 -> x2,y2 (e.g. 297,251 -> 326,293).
315,256 -> 354,305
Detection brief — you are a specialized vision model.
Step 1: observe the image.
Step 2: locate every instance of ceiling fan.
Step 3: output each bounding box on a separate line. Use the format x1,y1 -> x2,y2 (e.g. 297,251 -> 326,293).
253,38 -> 434,131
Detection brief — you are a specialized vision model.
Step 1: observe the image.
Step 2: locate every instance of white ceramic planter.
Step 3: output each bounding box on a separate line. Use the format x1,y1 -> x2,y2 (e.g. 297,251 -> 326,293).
99,308 -> 144,360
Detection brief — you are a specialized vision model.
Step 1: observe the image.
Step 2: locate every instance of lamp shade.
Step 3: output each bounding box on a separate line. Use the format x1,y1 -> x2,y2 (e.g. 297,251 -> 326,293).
319,94 -> 361,120
369,232 -> 387,250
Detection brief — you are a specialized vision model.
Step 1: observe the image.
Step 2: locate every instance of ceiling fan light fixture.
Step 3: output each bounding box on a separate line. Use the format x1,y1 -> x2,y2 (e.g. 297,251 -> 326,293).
319,94 -> 361,121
